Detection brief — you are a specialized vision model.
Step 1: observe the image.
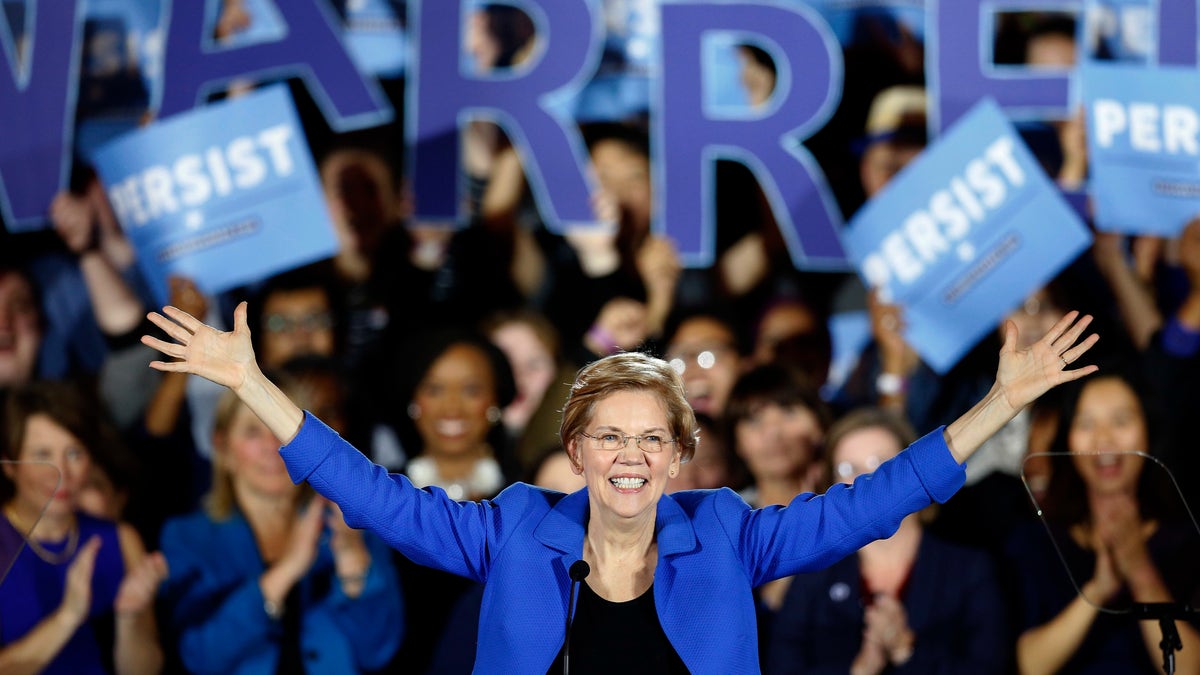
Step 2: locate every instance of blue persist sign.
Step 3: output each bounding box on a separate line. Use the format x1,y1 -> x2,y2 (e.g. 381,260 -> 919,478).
90,85 -> 338,304
843,99 -> 1092,373
1083,62 -> 1200,235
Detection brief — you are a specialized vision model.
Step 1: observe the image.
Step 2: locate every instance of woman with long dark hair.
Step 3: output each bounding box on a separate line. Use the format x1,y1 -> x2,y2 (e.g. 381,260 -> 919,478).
1009,368 -> 1200,674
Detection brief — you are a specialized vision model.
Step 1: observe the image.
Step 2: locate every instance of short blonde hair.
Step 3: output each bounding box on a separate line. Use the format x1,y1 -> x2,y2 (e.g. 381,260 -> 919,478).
559,352 -> 698,463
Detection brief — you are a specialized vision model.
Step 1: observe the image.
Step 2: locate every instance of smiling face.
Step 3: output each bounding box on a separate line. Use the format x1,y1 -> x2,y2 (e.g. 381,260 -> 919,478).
412,343 -> 497,458
569,390 -> 681,523
666,317 -> 740,417
4,414 -> 90,521
1068,377 -> 1147,496
735,402 -> 822,483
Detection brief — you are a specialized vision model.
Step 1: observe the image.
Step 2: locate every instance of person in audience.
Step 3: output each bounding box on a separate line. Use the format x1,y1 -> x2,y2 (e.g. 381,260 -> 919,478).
383,328 -> 517,672
1023,14 -> 1087,190
0,381 -> 166,675
1141,218 -> 1200,510
726,364 -> 831,510
737,44 -> 777,109
1008,367 -> 1200,674
664,310 -> 744,419
724,364 -> 833,653
668,412 -> 734,493
766,408 -> 1008,674
390,329 -> 517,500
278,355 -> 350,439
482,308 -> 562,467
0,262 -> 44,394
140,300 -> 1099,672
250,267 -> 344,372
857,85 -> 928,201
158,383 -> 403,675
752,296 -> 829,373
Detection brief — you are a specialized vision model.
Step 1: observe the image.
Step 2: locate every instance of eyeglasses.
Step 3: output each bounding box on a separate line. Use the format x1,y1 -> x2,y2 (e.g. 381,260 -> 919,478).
264,312 -> 335,334
834,455 -> 883,480
579,431 -> 677,453
666,344 -> 733,375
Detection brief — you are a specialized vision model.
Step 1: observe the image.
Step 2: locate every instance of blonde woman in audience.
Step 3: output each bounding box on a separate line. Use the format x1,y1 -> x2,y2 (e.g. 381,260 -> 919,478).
158,382 -> 402,675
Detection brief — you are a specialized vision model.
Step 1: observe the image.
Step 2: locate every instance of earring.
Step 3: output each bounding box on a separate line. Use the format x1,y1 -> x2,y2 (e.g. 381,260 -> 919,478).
486,406 -> 502,424
407,402 -> 421,420
669,468 -> 677,478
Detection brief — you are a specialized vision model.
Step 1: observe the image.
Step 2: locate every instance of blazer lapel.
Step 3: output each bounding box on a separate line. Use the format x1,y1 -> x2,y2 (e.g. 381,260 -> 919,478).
654,493 -> 698,558
534,488 -> 589,554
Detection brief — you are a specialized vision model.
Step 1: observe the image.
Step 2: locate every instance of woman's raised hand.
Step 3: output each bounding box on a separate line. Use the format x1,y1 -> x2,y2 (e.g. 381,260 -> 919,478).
996,310 -> 1100,412
946,311 -> 1100,463
142,301 -> 258,392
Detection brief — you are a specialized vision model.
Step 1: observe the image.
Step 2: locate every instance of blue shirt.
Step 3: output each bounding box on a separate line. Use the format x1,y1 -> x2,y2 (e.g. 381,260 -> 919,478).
159,507 -> 403,675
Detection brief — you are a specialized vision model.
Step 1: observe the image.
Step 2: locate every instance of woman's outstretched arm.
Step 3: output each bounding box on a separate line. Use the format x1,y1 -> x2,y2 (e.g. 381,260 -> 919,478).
141,302 -> 304,443
944,310 -> 1099,464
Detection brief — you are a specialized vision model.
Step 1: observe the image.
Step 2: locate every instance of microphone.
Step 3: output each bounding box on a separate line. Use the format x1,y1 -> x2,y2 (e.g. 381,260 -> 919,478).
563,560 -> 591,675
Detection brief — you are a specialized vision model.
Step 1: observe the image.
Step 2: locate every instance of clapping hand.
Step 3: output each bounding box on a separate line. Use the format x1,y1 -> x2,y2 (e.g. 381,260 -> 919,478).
115,552 -> 169,617
58,536 -> 103,629
864,595 -> 914,667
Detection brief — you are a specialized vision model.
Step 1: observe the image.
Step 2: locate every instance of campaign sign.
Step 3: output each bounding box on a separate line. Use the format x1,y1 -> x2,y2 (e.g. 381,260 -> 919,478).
1080,0 -> 1155,63
90,85 -> 338,304
1083,63 -> 1200,235
842,99 -> 1092,373
336,0 -> 408,78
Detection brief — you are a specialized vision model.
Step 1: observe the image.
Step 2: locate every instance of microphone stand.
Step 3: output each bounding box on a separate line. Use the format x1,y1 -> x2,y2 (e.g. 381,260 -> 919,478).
1129,603 -> 1196,675
564,560 -> 590,675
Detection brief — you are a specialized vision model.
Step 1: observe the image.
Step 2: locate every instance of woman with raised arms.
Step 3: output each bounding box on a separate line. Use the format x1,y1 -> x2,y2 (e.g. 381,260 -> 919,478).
141,303 -> 1099,674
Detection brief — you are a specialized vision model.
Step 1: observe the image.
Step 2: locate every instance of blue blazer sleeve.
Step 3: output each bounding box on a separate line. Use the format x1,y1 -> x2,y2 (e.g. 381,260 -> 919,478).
280,412 -> 533,581
723,427 -> 965,586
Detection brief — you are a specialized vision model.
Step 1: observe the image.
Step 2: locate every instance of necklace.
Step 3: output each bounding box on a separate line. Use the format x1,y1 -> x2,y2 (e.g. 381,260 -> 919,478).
406,456 -> 504,500
3,506 -> 81,565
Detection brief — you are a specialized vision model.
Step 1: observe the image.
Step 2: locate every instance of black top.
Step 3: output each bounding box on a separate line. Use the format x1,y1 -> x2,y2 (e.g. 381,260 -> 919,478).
549,581 -> 690,674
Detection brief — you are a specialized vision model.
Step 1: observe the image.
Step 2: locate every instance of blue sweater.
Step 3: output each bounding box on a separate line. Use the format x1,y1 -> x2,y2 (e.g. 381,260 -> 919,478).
282,412 -> 966,674
159,507 -> 404,675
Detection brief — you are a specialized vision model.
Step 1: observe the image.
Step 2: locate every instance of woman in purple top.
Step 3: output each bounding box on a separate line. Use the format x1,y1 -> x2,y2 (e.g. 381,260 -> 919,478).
0,382 -> 166,675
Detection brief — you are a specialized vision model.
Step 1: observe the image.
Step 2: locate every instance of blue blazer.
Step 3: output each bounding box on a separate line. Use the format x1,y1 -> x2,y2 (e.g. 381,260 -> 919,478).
159,507 -> 404,675
282,413 -> 966,674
